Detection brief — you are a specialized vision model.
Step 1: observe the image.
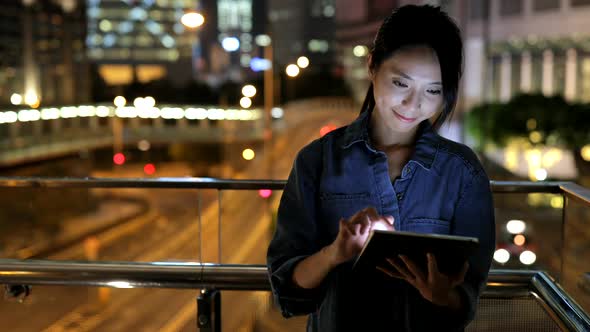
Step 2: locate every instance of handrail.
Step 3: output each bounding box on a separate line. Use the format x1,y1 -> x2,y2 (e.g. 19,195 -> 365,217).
0,260 -> 269,290
0,260 -> 589,330
559,182 -> 590,205
0,177 -> 588,203
2,177 -> 588,206
0,177 -> 287,190
0,259 -> 552,292
532,272 -> 590,332
0,177 -> 578,193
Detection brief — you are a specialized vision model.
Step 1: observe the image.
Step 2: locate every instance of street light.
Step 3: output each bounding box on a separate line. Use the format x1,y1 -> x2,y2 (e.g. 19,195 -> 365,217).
297,56 -> 309,69
240,97 -> 252,109
242,85 -> 257,98
222,37 -> 240,52
286,64 -> 300,77
181,12 -> 205,29
113,96 -> 126,108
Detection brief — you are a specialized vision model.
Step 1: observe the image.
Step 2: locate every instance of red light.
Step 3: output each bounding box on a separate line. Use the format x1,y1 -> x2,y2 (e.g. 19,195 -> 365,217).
320,124 -> 337,137
113,153 -> 125,165
258,189 -> 272,198
144,163 -> 156,175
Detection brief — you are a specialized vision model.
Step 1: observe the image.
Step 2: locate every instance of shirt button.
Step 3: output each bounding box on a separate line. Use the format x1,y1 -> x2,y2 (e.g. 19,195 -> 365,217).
396,192 -> 404,201
402,166 -> 411,177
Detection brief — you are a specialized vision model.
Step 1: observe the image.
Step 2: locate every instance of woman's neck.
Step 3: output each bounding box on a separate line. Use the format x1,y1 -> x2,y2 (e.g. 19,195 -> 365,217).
369,112 -> 418,150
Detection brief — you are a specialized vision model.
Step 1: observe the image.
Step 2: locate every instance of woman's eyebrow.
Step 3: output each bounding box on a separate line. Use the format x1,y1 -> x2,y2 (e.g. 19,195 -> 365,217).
390,66 -> 442,85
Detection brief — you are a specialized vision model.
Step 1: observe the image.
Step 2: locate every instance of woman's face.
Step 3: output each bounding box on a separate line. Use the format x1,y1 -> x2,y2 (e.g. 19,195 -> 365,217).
371,46 -> 444,134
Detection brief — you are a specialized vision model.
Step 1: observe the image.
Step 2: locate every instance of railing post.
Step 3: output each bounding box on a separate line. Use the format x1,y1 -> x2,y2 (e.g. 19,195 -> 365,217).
197,288 -> 221,332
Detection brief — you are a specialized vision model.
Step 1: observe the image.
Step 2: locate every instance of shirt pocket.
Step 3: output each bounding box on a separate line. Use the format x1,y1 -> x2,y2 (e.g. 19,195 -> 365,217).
319,192 -> 373,238
405,218 -> 451,235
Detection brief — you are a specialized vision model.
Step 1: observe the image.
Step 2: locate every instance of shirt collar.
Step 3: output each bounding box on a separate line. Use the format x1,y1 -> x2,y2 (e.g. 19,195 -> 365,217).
340,109 -> 438,170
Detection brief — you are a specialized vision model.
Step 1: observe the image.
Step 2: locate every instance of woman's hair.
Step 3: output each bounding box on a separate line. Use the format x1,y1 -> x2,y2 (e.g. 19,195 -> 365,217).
360,5 -> 463,130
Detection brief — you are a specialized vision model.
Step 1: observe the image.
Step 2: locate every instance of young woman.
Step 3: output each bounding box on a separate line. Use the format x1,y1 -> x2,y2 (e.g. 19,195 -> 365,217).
267,5 -> 495,331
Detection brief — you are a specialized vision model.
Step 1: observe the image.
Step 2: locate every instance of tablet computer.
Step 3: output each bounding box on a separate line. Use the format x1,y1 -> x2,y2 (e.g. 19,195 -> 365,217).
352,230 -> 479,276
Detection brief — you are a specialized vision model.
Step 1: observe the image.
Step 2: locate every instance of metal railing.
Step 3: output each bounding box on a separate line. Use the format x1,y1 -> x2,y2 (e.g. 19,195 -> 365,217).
0,260 -> 589,331
0,177 -> 589,331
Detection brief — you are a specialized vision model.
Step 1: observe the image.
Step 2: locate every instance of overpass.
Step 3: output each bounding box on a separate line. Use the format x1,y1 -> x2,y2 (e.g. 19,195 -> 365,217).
0,103 -> 265,167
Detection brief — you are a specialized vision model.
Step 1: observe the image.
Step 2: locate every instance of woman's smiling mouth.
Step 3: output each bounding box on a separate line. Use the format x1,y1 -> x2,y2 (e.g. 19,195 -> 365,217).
393,110 -> 417,123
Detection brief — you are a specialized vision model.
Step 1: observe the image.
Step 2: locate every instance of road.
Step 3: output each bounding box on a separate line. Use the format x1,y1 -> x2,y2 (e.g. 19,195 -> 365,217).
0,102 -> 357,332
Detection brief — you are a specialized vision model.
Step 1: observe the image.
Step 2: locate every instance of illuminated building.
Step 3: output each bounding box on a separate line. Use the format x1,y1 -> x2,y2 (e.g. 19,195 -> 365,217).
86,0 -> 200,86
459,0 -> 590,107
337,0 -> 590,108
268,0 -> 335,68
199,0 -> 268,85
0,0 -> 89,107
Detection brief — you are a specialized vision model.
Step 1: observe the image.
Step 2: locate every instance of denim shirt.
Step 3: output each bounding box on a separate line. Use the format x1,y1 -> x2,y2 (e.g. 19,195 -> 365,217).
267,110 -> 496,332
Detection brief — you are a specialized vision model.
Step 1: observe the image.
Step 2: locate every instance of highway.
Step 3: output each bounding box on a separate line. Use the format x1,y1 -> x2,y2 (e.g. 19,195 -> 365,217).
0,104 -> 357,332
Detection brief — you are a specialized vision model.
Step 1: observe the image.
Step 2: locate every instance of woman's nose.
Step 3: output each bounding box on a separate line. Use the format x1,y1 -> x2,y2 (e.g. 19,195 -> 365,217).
401,90 -> 421,110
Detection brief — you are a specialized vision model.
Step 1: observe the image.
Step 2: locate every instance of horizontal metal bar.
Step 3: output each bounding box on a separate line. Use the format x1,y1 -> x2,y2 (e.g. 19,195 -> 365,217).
0,260 -> 269,290
0,177 -> 287,190
560,182 -> 590,205
532,272 -> 590,331
0,259 -> 536,292
489,181 -> 565,193
0,177 -> 572,193
1,261 -> 588,330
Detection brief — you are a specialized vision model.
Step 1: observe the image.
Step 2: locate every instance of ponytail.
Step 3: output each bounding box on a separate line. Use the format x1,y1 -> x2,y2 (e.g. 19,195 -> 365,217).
359,83 -> 375,115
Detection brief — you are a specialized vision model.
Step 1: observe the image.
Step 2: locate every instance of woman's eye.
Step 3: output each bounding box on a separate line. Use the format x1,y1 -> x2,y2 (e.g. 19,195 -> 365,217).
427,89 -> 442,95
393,80 -> 407,88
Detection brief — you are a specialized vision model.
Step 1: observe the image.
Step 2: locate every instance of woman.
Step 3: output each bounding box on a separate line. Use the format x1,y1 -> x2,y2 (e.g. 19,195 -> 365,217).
267,5 -> 495,332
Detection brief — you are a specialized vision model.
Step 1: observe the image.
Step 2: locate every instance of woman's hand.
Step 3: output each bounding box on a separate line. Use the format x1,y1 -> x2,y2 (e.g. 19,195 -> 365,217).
378,253 -> 468,309
327,207 -> 394,267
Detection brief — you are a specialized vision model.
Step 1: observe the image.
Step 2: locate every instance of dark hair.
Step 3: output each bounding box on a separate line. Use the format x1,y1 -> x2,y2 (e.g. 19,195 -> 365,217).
360,5 -> 463,130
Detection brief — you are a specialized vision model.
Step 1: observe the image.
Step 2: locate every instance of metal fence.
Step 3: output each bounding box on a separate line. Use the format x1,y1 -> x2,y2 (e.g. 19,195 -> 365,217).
0,177 -> 589,331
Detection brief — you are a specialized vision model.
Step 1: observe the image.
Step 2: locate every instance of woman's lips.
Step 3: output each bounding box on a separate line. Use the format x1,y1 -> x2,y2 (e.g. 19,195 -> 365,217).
393,110 -> 417,123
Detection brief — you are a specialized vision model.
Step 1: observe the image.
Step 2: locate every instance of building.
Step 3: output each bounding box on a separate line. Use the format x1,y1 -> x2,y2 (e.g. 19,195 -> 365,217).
459,0 -> 590,108
203,0 -> 268,85
0,0 -> 89,107
337,0 -> 590,109
268,0 -> 336,69
86,0 -> 201,87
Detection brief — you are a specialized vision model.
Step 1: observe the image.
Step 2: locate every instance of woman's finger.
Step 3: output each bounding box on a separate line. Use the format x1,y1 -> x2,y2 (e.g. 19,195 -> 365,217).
376,266 -> 404,279
352,223 -> 361,236
399,255 -> 426,282
426,253 -> 439,283
364,206 -> 380,221
451,262 -> 469,286
386,257 -> 414,282
359,215 -> 371,234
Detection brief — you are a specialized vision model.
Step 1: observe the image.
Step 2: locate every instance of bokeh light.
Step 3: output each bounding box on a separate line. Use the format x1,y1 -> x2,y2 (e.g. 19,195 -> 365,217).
242,148 -> 255,160
113,153 -> 125,165
181,12 -> 205,28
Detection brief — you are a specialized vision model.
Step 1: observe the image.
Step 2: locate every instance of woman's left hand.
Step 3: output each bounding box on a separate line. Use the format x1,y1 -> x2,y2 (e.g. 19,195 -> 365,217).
377,253 -> 468,308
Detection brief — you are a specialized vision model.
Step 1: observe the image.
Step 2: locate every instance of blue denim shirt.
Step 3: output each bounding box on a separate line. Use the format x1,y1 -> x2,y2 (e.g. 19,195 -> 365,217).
267,110 -> 496,332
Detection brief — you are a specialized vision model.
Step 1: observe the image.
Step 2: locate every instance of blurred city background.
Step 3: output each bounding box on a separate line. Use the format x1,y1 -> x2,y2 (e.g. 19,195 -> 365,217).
0,0 -> 589,331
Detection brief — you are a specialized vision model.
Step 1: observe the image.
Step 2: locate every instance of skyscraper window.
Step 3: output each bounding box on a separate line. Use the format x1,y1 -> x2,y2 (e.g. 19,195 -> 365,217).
533,0 -> 560,11
499,0 -> 523,16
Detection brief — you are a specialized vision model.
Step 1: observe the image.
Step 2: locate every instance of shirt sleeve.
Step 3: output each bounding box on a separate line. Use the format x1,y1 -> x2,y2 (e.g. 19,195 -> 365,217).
266,140 -> 327,318
437,171 -> 496,330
